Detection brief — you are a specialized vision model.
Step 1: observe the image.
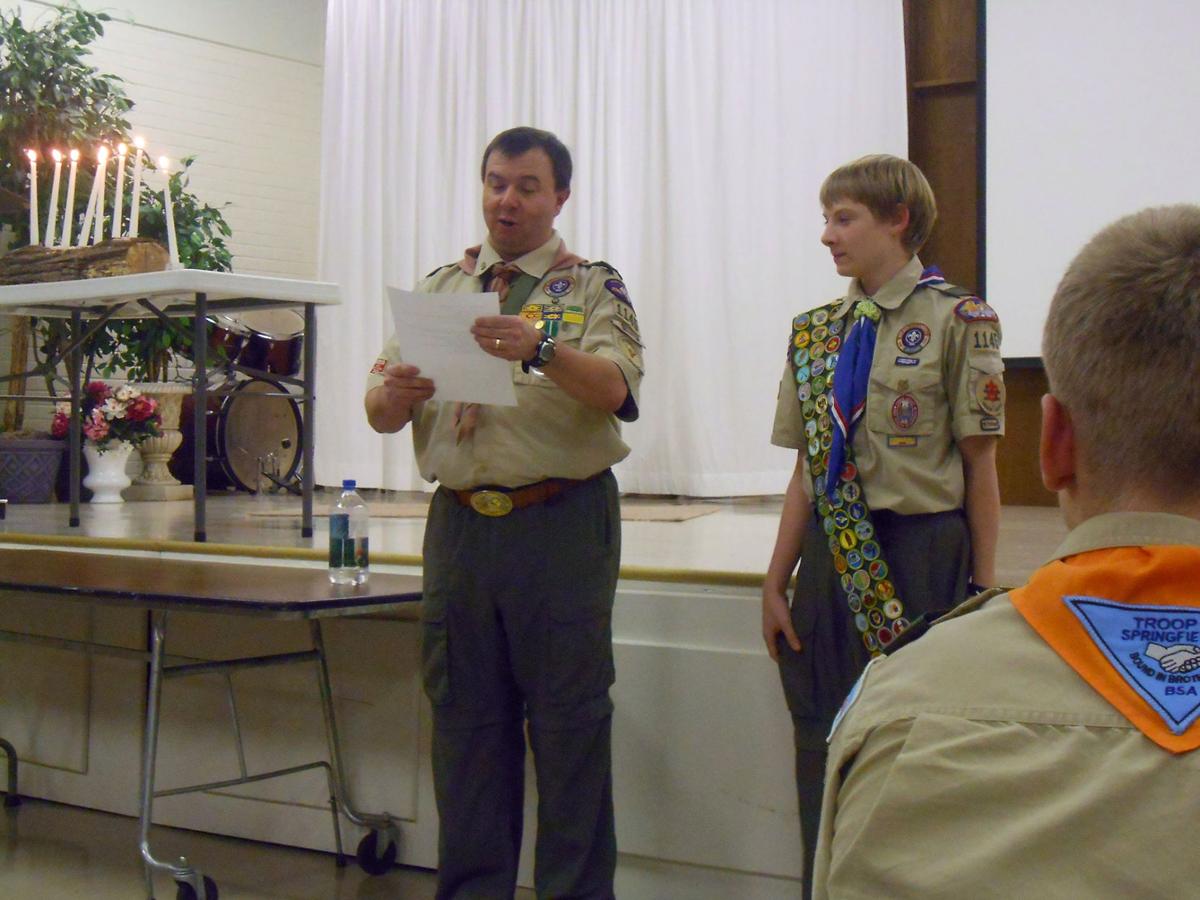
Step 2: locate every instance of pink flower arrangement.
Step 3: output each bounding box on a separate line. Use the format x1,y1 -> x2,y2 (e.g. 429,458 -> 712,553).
51,381 -> 162,451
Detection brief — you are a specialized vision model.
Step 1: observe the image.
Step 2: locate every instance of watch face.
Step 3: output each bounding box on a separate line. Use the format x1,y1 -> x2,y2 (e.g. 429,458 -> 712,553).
538,337 -> 556,366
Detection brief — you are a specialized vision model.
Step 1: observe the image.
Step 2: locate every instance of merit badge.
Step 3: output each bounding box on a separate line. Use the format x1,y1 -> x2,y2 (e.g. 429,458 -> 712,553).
812,375 -> 827,395
823,516 -> 836,536
802,398 -> 815,418
888,435 -> 918,448
813,309 -> 829,327
794,330 -> 811,349
604,278 -> 630,304
884,599 -> 904,620
863,631 -> 879,653
812,325 -> 829,343
954,296 -> 999,323
842,477 -> 860,499
846,550 -> 864,571
895,356 -> 919,367
820,431 -> 832,450
848,501 -> 867,521
980,416 -> 1001,432
861,540 -> 881,561
793,312 -> 811,329
829,318 -> 844,336
876,626 -> 894,647
826,335 -> 841,353
815,394 -> 829,415
855,613 -> 869,634
811,342 -> 827,359
564,305 -> 585,325
370,358 -> 387,375
839,531 -> 858,551
891,393 -> 919,430
833,509 -> 851,530
795,364 -> 811,384
793,347 -> 810,367
805,419 -> 818,438
833,552 -> 849,574
797,382 -> 812,401
855,520 -> 874,541
862,590 -> 878,607
808,438 -> 820,458
543,275 -> 575,298
520,302 -> 544,322
975,374 -> 1005,415
896,322 -> 931,354
876,580 -> 896,600
868,559 -> 888,580
840,573 -> 855,594
811,358 -> 827,377
847,593 -> 863,613
852,570 -> 871,592
1065,597 -> 1200,734
868,608 -> 886,629
818,412 -> 832,433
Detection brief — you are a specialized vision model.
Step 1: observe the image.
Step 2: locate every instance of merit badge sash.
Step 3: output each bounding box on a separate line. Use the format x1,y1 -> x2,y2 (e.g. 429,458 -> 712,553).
1011,544 -> 1200,753
789,303 -> 908,654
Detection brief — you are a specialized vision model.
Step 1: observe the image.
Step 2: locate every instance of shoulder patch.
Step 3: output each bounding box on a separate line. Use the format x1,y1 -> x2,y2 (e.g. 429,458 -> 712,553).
603,278 -> 631,306
954,296 -> 999,323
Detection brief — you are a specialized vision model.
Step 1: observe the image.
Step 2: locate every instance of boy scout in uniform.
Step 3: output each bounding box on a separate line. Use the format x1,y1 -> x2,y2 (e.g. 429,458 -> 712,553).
813,205 -> 1200,898
365,127 -> 643,899
762,155 -> 1004,895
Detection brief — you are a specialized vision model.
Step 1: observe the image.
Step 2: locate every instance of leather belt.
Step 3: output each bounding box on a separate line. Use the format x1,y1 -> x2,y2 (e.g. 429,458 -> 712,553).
451,478 -> 581,517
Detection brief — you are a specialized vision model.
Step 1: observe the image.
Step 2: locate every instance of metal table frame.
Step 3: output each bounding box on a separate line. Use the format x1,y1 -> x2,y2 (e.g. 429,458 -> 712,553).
0,270 -> 341,541
0,548 -> 421,900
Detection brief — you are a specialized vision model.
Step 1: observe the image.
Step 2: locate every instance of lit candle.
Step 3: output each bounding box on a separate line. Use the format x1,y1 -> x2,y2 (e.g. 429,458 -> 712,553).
60,149 -> 80,247
91,145 -> 109,245
111,142 -> 127,240
159,156 -> 180,268
25,150 -> 38,247
44,150 -> 63,247
128,136 -> 145,237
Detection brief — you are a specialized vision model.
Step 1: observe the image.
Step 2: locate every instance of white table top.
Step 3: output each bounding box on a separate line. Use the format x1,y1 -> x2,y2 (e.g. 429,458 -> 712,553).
0,269 -> 341,317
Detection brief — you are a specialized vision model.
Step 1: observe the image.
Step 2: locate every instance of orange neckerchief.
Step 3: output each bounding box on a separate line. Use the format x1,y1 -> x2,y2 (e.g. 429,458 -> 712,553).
457,240 -> 585,276
1011,544 -> 1200,753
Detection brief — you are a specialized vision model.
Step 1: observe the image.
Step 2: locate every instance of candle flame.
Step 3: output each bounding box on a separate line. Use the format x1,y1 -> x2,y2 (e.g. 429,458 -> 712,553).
97,146 -> 109,161
117,142 -> 128,156
51,149 -> 63,162
69,149 -> 81,162
25,149 -> 36,161
133,136 -> 145,150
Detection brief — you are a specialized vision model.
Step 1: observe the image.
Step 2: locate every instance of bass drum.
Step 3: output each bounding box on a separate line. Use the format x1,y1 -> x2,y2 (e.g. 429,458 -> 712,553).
170,378 -> 303,492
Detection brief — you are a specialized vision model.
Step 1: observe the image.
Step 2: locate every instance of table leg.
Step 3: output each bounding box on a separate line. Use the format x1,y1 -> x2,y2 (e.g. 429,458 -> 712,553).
302,303 -> 316,539
0,737 -> 19,807
192,294 -> 208,542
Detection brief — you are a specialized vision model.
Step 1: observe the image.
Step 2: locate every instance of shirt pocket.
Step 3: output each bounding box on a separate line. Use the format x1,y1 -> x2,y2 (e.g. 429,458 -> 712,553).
866,368 -> 945,437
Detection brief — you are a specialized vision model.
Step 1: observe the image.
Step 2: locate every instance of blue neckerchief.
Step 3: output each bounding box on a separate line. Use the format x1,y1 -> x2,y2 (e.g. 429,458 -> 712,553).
828,300 -> 879,500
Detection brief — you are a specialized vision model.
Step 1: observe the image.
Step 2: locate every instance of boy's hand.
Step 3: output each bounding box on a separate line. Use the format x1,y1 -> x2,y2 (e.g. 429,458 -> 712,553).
762,584 -> 802,660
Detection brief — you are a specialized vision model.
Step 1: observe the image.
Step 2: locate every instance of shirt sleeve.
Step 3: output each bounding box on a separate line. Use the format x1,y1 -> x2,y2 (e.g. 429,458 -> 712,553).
944,301 -> 1006,440
579,269 -> 644,418
771,361 -> 804,449
364,272 -> 440,395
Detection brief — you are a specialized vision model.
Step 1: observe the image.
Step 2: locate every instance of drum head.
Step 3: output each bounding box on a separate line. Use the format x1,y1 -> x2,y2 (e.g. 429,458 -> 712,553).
215,378 -> 302,492
237,308 -> 305,339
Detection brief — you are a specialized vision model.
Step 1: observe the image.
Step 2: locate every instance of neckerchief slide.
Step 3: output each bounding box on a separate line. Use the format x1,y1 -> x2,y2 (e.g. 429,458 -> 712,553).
789,301 -> 908,654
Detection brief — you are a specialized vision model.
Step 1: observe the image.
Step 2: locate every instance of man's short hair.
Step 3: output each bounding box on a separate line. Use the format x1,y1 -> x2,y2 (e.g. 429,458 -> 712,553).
1043,204 -> 1200,501
819,154 -> 937,253
480,127 -> 573,192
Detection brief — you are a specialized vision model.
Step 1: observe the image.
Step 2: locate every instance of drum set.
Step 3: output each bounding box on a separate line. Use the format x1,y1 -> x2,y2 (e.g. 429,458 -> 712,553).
169,309 -> 306,494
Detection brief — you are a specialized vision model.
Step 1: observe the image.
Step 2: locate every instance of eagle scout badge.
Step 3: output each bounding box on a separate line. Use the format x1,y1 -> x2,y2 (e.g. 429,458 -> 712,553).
897,322 -> 931,354
543,275 -> 575,298
1065,597 -> 1200,735
954,296 -> 999,323
891,394 -> 919,430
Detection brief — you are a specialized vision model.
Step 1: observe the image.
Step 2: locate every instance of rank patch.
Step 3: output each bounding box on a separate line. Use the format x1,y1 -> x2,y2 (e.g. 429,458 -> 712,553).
543,275 -> 575,298
891,393 -> 919,430
370,358 -> 387,375
954,296 -> 999,323
896,322 -> 931,354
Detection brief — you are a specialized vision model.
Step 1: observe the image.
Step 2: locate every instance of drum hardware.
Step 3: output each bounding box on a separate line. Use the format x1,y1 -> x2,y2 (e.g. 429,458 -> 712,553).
254,439 -> 302,496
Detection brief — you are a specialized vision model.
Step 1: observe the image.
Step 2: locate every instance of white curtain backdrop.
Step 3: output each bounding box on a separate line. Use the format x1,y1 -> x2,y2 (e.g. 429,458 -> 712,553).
316,0 -> 906,496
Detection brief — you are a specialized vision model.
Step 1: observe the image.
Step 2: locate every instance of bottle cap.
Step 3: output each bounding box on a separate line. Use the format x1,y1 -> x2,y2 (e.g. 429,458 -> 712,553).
342,479 -> 356,490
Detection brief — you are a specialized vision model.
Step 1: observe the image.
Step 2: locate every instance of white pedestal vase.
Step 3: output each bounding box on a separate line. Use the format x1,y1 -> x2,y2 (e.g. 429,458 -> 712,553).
125,382 -> 193,501
83,440 -> 135,504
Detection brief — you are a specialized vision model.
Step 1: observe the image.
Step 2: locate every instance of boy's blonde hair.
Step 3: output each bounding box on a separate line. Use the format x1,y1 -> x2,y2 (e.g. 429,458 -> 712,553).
819,154 -> 937,253
1043,204 -> 1200,501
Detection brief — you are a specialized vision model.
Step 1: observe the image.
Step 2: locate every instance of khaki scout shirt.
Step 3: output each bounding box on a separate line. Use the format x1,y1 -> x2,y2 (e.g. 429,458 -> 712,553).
366,233 -> 645,489
771,256 -> 1005,514
813,511 -> 1200,899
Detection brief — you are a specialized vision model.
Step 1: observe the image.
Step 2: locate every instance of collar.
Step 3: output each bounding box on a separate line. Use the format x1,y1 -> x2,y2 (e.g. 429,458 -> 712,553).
834,255 -> 924,319
1050,511 -> 1200,563
460,231 -> 571,278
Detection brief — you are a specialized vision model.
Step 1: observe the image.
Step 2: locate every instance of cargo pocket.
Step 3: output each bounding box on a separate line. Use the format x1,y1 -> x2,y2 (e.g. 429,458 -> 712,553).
866,369 -> 945,438
546,602 -> 616,707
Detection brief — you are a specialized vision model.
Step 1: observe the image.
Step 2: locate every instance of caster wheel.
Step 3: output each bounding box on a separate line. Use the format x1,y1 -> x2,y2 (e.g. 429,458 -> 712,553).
356,829 -> 398,875
175,875 -> 219,900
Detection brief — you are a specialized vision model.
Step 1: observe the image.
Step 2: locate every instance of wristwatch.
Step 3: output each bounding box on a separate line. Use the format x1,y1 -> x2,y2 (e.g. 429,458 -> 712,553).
523,335 -> 557,373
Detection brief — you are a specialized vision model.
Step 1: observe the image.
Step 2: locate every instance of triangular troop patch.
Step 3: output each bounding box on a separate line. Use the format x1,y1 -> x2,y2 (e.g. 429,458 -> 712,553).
1065,596 -> 1200,735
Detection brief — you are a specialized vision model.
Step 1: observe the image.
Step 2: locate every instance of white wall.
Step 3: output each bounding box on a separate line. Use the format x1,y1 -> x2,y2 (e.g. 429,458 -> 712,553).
987,0 -> 1200,358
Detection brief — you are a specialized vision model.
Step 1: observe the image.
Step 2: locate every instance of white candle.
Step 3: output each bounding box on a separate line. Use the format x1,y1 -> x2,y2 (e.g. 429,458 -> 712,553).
25,150 -> 38,247
111,143 -> 127,240
128,136 -> 145,237
44,150 -> 63,247
91,145 -> 109,245
159,156 -> 180,268
60,149 -> 80,248
77,146 -> 106,247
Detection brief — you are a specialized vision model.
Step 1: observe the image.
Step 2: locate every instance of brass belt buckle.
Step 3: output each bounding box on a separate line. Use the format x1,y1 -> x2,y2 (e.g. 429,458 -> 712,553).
470,490 -> 513,517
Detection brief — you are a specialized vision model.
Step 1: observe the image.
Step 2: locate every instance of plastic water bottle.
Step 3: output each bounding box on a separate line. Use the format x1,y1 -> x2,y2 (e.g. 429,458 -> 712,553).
329,479 -> 369,585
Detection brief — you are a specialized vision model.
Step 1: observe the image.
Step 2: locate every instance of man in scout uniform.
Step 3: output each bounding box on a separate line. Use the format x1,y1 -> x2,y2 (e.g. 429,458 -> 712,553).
761,154 -> 1004,895
812,204 -> 1200,897
365,126 -> 643,899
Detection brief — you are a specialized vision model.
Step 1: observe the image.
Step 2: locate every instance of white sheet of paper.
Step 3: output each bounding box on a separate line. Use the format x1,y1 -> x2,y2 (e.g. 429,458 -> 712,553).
386,287 -> 518,406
